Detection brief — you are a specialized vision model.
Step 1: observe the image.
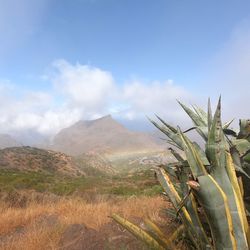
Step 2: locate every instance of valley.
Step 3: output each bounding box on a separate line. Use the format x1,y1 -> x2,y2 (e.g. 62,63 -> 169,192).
0,116 -> 175,250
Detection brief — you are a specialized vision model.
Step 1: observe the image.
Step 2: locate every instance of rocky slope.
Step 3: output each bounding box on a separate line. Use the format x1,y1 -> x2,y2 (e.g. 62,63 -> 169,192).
0,146 -> 85,177
50,115 -> 162,156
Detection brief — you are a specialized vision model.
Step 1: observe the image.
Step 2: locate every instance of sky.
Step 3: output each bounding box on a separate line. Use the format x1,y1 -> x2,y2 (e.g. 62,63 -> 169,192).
0,0 -> 250,136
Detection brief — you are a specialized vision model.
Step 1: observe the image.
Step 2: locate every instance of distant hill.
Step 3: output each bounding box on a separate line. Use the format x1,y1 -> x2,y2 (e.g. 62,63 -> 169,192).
74,152 -> 116,175
0,134 -> 21,149
50,115 -> 163,156
0,146 -> 85,177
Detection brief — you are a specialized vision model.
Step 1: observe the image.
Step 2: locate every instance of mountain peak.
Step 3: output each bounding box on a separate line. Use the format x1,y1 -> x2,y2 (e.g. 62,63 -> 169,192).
51,116 -> 162,155
72,115 -> 117,129
86,114 -> 114,124
98,114 -> 112,120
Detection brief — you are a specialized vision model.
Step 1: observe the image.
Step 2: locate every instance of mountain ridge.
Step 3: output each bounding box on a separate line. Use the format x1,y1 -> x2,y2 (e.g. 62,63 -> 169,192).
49,115 -> 163,156
0,146 -> 85,177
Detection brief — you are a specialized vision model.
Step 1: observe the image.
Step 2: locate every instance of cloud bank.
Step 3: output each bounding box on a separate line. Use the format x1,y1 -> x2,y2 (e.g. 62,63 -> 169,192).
0,60 -> 191,136
1,19 -> 250,137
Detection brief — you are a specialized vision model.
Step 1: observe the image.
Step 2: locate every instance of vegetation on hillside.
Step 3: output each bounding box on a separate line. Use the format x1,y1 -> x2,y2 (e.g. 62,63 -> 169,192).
0,168 -> 162,198
0,151 -> 167,249
0,147 -> 85,177
113,98 -> 250,250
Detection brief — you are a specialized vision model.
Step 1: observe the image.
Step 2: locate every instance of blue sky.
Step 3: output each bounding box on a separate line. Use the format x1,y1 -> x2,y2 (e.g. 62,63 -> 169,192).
0,0 -> 250,135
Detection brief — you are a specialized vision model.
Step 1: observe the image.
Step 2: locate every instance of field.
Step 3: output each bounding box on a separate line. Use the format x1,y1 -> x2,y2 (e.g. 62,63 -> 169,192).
0,195 -> 173,250
0,168 -> 162,198
0,154 -> 180,250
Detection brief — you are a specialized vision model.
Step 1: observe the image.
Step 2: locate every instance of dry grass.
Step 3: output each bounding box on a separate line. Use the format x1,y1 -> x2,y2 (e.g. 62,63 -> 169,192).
0,195 -> 170,250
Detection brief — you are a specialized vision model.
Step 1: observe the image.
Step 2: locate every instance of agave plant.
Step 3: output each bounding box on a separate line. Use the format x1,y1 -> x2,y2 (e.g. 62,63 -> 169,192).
112,98 -> 250,250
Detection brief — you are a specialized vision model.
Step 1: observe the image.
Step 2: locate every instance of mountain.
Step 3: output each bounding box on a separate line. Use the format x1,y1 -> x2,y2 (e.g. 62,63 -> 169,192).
49,115 -> 162,156
12,130 -> 51,147
0,134 -> 21,149
0,146 -> 85,177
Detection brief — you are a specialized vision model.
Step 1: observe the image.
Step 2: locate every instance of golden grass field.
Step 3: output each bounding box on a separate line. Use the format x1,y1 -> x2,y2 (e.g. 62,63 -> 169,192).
0,194 -> 175,250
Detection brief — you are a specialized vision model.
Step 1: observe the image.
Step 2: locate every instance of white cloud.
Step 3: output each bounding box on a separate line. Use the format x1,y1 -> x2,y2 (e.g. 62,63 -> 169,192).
120,80 -> 190,121
0,60 -> 192,137
49,60 -> 191,124
52,59 -> 115,116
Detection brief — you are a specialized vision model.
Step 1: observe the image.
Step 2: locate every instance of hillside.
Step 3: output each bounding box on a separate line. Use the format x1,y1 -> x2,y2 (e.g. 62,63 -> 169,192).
0,134 -> 21,149
50,115 -> 163,156
0,146 -> 85,177
75,152 -> 116,175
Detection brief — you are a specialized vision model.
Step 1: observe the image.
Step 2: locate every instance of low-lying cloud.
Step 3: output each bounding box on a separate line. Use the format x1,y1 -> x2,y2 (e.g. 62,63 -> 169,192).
0,60 -> 191,136
52,60 -> 115,114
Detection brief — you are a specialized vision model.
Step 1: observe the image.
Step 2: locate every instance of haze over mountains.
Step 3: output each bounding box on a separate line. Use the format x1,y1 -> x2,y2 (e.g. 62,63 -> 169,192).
0,134 -> 21,149
0,115 -> 163,156
50,115 -> 162,155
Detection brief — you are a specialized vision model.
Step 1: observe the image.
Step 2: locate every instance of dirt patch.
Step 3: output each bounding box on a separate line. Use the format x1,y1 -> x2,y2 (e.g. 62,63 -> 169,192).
59,224 -> 104,250
100,220 -> 148,250
59,220 -> 148,250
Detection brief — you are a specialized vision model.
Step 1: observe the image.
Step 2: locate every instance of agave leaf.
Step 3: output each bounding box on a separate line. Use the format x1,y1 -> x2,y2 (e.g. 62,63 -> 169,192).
238,119 -> 250,139
232,139 -> 250,156
230,147 -> 250,178
186,193 -> 212,249
165,139 -> 183,150
178,101 -> 206,127
192,104 -> 208,125
162,160 -> 190,197
144,219 -> 175,249
183,126 -> 208,141
169,224 -> 185,242
206,97 -> 248,249
206,97 -> 229,168
192,142 -> 210,166
158,170 -> 211,249
112,214 -> 166,250
157,168 -> 200,249
183,126 -> 197,133
176,189 -> 191,215
149,118 -> 183,149
225,152 -> 250,246
160,165 -> 179,188
177,165 -> 190,196
168,147 -> 185,162
223,128 -> 237,137
192,175 -> 238,250
241,163 -> 250,214
178,101 -> 208,140
207,98 -> 213,131
157,168 -> 187,210
162,162 -> 188,169
238,176 -> 244,197
235,163 -> 250,179
223,119 -> 235,129
186,126 -> 208,140
155,115 -> 177,133
197,127 -> 208,140
178,128 -> 207,178
243,153 -> 250,164
163,208 -> 178,219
